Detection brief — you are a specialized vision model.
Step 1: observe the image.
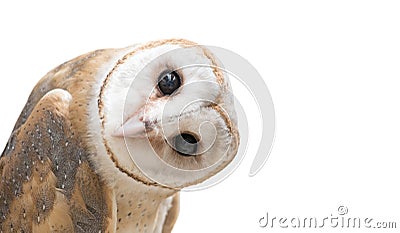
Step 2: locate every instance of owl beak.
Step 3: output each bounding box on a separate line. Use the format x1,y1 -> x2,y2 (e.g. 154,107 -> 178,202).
112,113 -> 146,138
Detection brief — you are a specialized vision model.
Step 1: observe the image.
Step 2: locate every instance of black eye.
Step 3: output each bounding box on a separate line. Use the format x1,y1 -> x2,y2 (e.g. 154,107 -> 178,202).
173,133 -> 198,156
158,71 -> 181,95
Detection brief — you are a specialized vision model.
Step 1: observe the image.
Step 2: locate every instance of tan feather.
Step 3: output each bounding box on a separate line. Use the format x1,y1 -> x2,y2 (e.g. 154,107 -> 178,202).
0,89 -> 113,232
1,39 -> 240,233
162,193 -> 180,233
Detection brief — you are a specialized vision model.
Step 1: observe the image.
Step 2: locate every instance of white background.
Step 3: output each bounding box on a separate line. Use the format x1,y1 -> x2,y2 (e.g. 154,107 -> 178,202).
1,1 -> 400,233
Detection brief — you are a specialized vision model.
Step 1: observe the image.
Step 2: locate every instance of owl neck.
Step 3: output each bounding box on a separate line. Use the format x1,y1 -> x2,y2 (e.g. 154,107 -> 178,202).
112,175 -> 177,232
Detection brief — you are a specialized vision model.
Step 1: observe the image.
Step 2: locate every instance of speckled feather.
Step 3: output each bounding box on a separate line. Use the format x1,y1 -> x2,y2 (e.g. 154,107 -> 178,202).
0,91 -> 110,232
0,41 -> 187,233
0,48 -> 117,232
0,39 -> 239,233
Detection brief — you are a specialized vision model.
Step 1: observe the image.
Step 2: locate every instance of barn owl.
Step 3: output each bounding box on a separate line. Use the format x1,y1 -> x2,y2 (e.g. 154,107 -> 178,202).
0,39 -> 239,233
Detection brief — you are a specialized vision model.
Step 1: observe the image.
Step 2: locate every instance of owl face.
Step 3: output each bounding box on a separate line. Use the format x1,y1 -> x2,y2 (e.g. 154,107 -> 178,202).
99,40 -> 239,188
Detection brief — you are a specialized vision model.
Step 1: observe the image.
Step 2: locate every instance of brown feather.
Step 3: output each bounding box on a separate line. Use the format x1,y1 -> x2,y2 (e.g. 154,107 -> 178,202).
0,39 -> 237,232
162,193 -> 180,233
0,89 -> 113,232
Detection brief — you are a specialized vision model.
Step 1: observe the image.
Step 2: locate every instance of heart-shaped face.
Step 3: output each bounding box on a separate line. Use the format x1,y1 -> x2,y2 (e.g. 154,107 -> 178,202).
100,39 -> 240,189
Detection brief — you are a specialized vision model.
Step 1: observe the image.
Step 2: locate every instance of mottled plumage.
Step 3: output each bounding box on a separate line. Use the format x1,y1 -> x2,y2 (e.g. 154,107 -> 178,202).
0,39 -> 239,233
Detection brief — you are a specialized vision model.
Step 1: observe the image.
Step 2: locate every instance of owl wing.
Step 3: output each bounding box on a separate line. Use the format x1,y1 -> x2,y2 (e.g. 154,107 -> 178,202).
162,193 -> 180,233
0,89 -> 114,233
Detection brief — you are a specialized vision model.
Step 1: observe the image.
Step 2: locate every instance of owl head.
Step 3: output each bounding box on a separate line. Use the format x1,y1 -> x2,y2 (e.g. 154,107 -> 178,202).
95,39 -> 239,189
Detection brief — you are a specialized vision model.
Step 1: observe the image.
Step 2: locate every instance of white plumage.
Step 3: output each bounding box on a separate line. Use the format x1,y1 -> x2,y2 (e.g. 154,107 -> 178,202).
0,39 -> 239,233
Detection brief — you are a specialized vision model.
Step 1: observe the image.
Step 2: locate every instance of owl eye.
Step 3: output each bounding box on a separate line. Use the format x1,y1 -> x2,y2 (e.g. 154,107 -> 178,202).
173,133 -> 198,156
158,71 -> 181,95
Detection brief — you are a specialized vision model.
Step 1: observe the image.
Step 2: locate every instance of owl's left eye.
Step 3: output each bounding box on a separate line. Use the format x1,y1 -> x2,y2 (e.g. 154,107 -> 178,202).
158,71 -> 181,95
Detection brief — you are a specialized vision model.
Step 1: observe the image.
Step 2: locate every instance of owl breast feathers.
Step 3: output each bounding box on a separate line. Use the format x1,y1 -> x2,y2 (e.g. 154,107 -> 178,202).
0,39 -> 239,233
